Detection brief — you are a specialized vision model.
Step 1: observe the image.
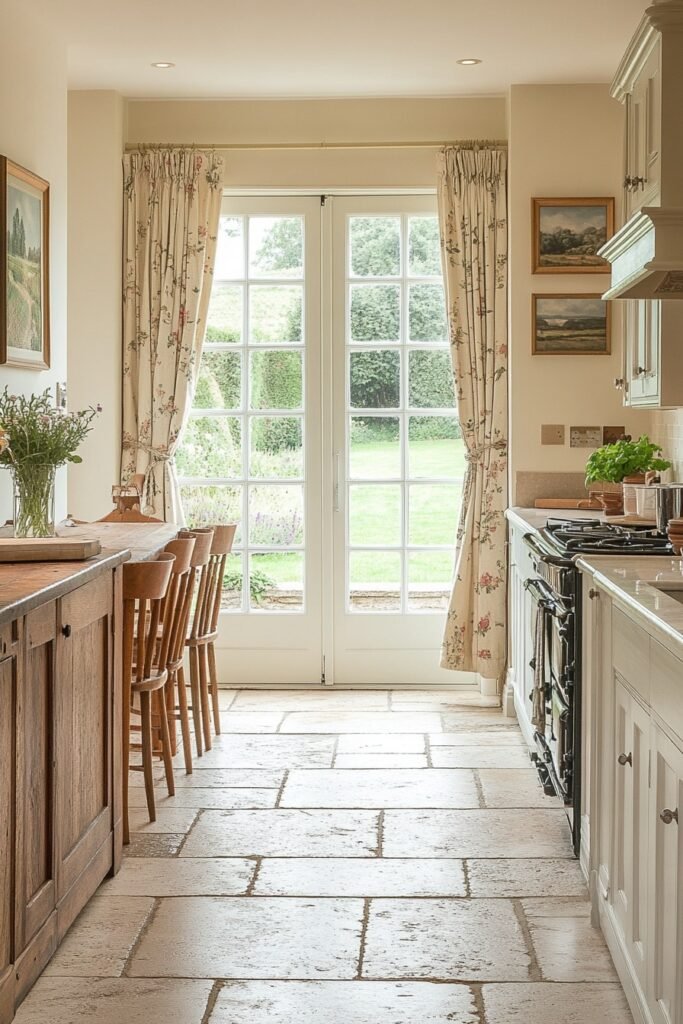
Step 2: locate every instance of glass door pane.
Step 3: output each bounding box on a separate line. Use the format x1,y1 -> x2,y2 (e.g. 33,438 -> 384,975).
331,196 -> 467,685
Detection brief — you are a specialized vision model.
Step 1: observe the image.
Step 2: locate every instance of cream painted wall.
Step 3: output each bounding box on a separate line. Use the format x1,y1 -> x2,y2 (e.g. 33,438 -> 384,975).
0,0 -> 68,522
507,84 -> 651,501
125,96 -> 507,188
67,91 -> 125,519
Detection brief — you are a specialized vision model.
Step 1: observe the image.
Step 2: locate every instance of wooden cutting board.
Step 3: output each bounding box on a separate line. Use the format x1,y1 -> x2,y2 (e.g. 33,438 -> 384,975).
534,498 -> 601,510
603,514 -> 657,526
0,537 -> 102,562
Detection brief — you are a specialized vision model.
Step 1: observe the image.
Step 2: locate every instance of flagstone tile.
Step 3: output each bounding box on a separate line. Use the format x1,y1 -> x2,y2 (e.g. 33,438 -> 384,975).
467,858 -> 586,898
335,754 -> 429,768
429,730 -> 526,747
123,833 -> 185,858
337,734 -> 426,754
230,690 -> 390,711
383,809 -> 572,858
522,898 -> 619,982
181,809 -> 380,858
128,787 -> 277,810
254,858 -> 466,897
431,745 -> 532,769
280,712 -> 442,734
218,712 -> 284,733
281,769 -> 478,808
208,980 -> 478,1023
129,897 -> 363,979
100,858 -> 256,897
128,808 -> 198,834
13,979 -> 213,1024
44,897 -> 154,977
478,769 -> 551,808
362,898 -> 529,981
179,735 -> 336,769
171,768 -> 284,788
482,983 -> 634,1023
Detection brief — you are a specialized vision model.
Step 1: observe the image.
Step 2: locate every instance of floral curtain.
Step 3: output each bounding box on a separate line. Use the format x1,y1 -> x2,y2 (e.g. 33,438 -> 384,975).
436,145 -> 508,687
121,148 -> 224,520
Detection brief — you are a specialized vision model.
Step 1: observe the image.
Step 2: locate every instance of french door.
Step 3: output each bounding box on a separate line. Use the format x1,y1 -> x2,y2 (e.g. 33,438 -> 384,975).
178,193 -> 467,686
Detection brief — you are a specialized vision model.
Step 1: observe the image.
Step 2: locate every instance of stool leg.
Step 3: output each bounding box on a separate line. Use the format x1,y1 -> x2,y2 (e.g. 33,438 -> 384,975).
189,646 -> 204,758
122,696 -> 131,845
165,677 -> 177,756
199,645 -> 212,752
208,642 -> 221,735
176,664 -> 193,774
157,690 -> 175,797
140,691 -> 156,822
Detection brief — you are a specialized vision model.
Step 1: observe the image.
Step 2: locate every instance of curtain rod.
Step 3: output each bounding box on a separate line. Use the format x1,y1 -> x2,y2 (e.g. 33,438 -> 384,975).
124,139 -> 508,152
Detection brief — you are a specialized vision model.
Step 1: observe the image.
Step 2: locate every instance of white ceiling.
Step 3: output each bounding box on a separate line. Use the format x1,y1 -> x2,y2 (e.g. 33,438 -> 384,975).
34,0 -> 648,99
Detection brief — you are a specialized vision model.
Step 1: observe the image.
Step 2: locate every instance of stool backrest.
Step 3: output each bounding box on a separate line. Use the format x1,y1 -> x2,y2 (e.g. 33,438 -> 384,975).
160,536 -> 196,668
206,523 -> 237,635
122,552 -> 175,686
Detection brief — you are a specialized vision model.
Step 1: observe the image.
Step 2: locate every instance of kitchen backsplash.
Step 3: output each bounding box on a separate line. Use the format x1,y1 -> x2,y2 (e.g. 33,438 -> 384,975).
651,411 -> 683,481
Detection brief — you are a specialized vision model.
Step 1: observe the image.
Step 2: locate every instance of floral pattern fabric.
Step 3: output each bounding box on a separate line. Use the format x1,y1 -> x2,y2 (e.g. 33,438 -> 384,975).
121,149 -> 224,520
436,146 -> 508,684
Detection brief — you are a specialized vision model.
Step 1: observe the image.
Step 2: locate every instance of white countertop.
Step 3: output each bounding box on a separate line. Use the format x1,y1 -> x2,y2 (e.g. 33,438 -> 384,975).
505,506 -> 604,534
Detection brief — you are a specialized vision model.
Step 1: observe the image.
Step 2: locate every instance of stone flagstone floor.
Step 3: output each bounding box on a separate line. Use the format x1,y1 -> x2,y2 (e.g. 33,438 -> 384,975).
15,689 -> 634,1023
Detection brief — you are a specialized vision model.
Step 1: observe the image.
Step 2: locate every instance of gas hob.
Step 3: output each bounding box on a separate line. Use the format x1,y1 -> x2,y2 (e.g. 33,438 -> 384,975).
539,518 -> 673,558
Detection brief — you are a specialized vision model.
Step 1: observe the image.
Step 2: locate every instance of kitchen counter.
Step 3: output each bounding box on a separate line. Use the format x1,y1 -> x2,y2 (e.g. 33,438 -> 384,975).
0,522 -> 178,627
505,506 -> 604,535
578,553 -> 683,658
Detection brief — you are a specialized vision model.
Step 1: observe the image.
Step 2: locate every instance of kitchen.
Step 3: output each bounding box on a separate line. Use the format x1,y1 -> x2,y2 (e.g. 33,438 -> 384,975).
1,0 -> 683,1021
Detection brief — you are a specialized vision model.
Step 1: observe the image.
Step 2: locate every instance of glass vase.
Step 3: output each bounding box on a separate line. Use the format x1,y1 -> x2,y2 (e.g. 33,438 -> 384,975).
12,464 -> 57,538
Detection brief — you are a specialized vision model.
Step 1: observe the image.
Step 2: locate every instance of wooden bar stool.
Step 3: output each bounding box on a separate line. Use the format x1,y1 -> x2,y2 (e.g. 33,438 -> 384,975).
160,534 -> 196,772
177,528 -> 214,759
186,524 -> 236,752
206,524 -> 237,735
122,551 -> 175,844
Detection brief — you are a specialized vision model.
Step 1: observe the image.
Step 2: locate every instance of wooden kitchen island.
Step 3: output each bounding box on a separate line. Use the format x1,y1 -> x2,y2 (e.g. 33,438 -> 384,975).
0,523 -> 177,1024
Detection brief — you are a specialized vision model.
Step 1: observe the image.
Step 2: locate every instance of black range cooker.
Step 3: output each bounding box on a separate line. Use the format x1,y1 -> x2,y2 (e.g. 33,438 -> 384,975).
522,518 -> 672,855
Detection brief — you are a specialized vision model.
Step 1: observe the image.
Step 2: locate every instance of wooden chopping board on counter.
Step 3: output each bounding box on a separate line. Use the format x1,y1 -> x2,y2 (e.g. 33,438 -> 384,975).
534,498 -> 601,510
0,537 -> 102,562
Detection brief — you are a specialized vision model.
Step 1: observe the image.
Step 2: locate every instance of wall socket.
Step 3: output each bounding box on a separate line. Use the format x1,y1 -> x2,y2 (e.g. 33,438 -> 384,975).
541,424 -> 565,446
570,425 -> 602,448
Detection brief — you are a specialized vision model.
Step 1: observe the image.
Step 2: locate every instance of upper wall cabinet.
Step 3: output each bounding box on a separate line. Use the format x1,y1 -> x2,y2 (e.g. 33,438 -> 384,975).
599,1 -> 683,301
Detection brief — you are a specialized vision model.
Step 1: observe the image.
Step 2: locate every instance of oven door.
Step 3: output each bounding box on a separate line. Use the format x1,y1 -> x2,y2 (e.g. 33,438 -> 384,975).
524,575 -> 574,804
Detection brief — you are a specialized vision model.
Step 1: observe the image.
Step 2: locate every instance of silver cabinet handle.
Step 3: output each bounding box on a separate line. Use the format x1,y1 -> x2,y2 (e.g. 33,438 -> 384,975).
660,808 -> 679,825
617,752 -> 632,767
333,451 -> 342,513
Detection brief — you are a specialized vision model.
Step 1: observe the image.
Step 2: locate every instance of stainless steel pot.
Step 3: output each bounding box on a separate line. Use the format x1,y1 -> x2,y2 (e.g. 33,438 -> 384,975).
654,484 -> 683,534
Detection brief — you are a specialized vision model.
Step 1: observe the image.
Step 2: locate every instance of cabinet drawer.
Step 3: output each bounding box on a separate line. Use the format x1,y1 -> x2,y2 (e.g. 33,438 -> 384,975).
613,606 -> 650,703
650,638 -> 683,740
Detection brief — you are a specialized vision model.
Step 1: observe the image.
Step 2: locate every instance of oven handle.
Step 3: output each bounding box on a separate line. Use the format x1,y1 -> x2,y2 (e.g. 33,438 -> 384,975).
524,577 -> 571,620
522,531 -> 572,567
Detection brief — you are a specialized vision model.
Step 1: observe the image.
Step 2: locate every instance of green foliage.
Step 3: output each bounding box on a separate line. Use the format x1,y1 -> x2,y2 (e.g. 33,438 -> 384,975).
409,351 -> 454,408
351,218 -> 400,276
350,350 -> 399,409
409,416 -> 460,441
407,216 -> 442,276
0,388 -> 100,468
351,285 -> 400,342
585,435 -> 671,485
409,284 -> 447,342
252,218 -> 302,276
223,567 -> 276,604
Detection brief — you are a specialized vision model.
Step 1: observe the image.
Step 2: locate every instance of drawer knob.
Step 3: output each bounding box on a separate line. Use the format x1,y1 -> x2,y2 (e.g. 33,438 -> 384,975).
660,808 -> 679,826
62,624 -> 72,638
617,752 -> 632,767
589,589 -> 600,600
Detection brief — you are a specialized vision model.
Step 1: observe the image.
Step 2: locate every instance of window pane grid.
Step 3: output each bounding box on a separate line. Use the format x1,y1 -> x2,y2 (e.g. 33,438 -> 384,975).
345,212 -> 458,614
178,212 -> 307,614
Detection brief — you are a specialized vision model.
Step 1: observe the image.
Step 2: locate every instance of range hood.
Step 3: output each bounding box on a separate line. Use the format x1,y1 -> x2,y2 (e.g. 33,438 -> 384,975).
599,208 -> 683,300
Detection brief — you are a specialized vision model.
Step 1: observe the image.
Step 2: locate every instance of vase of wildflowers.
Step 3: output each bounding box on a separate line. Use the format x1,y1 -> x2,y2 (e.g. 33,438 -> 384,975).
0,389 -> 100,538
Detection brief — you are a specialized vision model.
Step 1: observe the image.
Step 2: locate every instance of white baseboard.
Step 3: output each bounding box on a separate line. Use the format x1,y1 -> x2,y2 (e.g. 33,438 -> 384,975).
599,902 -> 652,1024
502,671 -> 516,717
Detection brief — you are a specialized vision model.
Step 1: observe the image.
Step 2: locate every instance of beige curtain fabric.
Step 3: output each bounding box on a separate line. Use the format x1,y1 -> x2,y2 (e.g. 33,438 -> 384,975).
436,146 -> 508,683
121,149 -> 224,520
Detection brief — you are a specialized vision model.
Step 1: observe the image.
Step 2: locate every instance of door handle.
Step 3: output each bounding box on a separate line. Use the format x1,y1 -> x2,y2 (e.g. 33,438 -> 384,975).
660,808 -> 679,825
617,752 -> 632,767
333,451 -> 343,513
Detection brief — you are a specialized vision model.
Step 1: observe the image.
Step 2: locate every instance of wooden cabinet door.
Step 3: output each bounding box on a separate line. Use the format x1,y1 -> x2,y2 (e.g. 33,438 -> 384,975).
647,725 -> 683,1024
0,622 -> 20,1022
55,574 -> 114,903
14,603 -> 57,955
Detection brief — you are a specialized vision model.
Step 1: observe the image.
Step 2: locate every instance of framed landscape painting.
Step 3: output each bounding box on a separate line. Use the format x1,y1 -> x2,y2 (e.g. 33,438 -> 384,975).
532,294 -> 611,355
532,197 -> 614,273
0,158 -> 50,369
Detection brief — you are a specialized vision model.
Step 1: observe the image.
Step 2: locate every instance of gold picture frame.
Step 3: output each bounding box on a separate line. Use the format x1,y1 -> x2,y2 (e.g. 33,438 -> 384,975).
532,197 -> 615,274
0,157 -> 50,369
532,293 -> 611,356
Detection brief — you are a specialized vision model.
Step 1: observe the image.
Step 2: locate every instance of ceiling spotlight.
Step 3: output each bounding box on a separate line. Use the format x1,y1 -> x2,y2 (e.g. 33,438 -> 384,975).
457,58 -> 482,66
151,61 -> 175,69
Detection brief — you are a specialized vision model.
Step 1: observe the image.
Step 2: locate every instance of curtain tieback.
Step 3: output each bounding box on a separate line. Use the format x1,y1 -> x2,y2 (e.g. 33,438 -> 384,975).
465,440 -> 507,465
121,441 -> 175,508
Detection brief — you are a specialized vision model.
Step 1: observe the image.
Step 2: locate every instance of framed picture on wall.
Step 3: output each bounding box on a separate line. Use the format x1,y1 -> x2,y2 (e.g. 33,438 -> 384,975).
532,197 -> 614,274
0,157 -> 50,369
532,294 -> 611,355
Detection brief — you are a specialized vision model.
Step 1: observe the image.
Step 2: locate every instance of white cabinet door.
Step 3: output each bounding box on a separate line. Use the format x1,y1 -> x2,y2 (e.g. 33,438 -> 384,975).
626,40 -> 661,218
647,724 -> 683,1024
626,300 -> 661,408
611,676 -> 651,999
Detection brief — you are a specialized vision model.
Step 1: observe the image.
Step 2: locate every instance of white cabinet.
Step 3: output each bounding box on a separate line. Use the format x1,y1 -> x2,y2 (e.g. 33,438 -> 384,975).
505,521 -> 536,739
624,39 -> 661,220
619,299 -> 683,410
647,724 -> 683,1024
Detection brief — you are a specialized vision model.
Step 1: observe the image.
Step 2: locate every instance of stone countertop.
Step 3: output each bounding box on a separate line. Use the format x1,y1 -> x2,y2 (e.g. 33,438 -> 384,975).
578,554 -> 683,658
505,506 -> 604,535
0,522 -> 178,626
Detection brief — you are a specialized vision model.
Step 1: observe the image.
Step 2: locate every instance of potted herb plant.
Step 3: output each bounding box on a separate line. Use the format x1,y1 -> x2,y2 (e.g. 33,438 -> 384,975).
585,434 -> 671,493
0,389 -> 100,538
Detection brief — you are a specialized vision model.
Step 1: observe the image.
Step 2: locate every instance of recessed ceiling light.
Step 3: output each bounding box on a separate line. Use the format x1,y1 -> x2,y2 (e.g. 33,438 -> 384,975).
457,58 -> 482,66
151,61 -> 175,69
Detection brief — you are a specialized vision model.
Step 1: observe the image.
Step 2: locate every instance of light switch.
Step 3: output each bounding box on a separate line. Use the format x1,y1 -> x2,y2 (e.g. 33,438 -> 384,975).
541,424 -> 565,446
